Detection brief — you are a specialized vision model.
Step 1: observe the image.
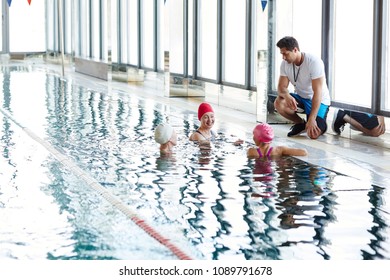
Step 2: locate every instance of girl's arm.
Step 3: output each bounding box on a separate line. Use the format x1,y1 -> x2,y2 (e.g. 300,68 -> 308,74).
280,146 -> 308,156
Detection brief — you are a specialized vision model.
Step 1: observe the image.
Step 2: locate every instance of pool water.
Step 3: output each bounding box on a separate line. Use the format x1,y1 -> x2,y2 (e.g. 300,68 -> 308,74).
0,66 -> 389,260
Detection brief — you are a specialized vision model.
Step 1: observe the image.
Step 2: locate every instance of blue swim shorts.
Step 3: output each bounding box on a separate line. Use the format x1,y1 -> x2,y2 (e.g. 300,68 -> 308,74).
291,93 -> 329,119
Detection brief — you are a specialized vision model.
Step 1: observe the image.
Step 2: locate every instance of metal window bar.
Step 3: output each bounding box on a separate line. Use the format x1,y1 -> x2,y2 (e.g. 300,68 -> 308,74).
183,0 -> 188,77
372,0 -> 383,115
154,0 -> 158,71
217,0 -> 223,84
193,0 -> 199,78
138,0 -> 142,68
245,0 -> 254,90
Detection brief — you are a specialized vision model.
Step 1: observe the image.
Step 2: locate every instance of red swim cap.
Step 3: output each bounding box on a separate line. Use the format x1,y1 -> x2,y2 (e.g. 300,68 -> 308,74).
253,123 -> 274,143
198,102 -> 214,120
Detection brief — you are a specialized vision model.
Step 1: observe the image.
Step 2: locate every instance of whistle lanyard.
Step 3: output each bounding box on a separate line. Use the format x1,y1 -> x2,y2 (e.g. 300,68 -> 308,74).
293,53 -> 304,86
293,65 -> 300,85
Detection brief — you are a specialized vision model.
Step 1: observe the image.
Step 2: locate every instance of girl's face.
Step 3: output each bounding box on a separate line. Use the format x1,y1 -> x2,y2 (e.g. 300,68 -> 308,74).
201,112 -> 215,129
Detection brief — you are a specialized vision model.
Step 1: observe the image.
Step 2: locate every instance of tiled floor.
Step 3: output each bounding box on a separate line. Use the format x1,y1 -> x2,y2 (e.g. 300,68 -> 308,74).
15,57 -> 390,188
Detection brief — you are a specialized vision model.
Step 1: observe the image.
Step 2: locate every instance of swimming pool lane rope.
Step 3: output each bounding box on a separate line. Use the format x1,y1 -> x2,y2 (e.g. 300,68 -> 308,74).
0,108 -> 193,260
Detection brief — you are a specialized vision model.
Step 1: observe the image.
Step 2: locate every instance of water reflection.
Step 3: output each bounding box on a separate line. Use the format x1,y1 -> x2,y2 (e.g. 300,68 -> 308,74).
0,70 -> 17,190
276,159 -> 332,229
362,187 -> 388,260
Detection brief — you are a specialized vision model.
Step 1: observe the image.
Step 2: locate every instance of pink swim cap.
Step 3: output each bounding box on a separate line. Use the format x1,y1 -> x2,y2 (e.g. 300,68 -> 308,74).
198,102 -> 214,120
253,123 -> 274,143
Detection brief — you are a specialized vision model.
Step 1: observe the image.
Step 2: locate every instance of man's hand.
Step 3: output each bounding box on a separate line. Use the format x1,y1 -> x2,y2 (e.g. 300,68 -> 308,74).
285,94 -> 298,111
306,119 -> 321,139
369,117 -> 385,136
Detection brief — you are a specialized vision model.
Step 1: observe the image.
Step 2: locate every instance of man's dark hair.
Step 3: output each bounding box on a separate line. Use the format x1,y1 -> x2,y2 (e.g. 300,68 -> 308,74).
276,36 -> 300,51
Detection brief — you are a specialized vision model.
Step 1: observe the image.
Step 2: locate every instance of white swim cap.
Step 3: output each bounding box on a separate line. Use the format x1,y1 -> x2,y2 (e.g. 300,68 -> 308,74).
154,123 -> 174,144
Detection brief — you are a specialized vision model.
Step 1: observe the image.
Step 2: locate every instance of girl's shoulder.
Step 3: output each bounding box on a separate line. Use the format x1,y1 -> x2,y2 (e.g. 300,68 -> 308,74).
247,146 -> 259,158
190,129 -> 205,141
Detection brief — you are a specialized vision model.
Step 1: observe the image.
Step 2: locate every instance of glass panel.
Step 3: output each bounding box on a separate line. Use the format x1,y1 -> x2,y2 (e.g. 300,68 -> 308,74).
110,0 -> 118,63
79,0 -> 89,57
188,0 -> 193,76
9,0 -> 46,52
101,0 -> 108,61
73,0 -> 80,56
46,1 -> 55,51
256,0 -> 269,88
91,1 -> 100,59
169,0 -> 184,74
256,0 -> 269,122
274,0 -> 322,91
128,0 -> 138,66
120,0 -> 128,63
64,0 -> 72,54
198,0 -> 217,80
142,0 -> 154,69
158,0 -> 164,71
223,0 -> 246,85
333,0 -> 373,107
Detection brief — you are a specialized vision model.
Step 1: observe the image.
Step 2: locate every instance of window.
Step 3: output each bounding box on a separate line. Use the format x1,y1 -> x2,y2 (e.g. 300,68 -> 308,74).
91,1 -> 101,59
9,0 -> 45,52
223,0 -> 246,85
198,0 -> 217,81
127,0 -> 138,66
274,0 -> 322,92
141,0 -> 155,69
333,0 -> 374,108
169,0 -> 184,75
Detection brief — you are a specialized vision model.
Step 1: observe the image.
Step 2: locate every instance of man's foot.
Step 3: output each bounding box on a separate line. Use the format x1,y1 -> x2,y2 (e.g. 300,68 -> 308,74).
332,109 -> 346,135
287,121 -> 306,137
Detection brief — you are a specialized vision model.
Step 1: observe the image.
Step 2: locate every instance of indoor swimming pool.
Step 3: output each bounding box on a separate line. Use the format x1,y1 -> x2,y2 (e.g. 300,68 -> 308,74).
0,65 -> 389,260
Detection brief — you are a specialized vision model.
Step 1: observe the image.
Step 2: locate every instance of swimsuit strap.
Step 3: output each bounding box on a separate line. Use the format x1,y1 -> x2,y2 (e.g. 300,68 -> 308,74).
196,129 -> 215,141
195,130 -> 209,140
266,147 -> 273,159
257,147 -> 273,159
256,148 -> 263,158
